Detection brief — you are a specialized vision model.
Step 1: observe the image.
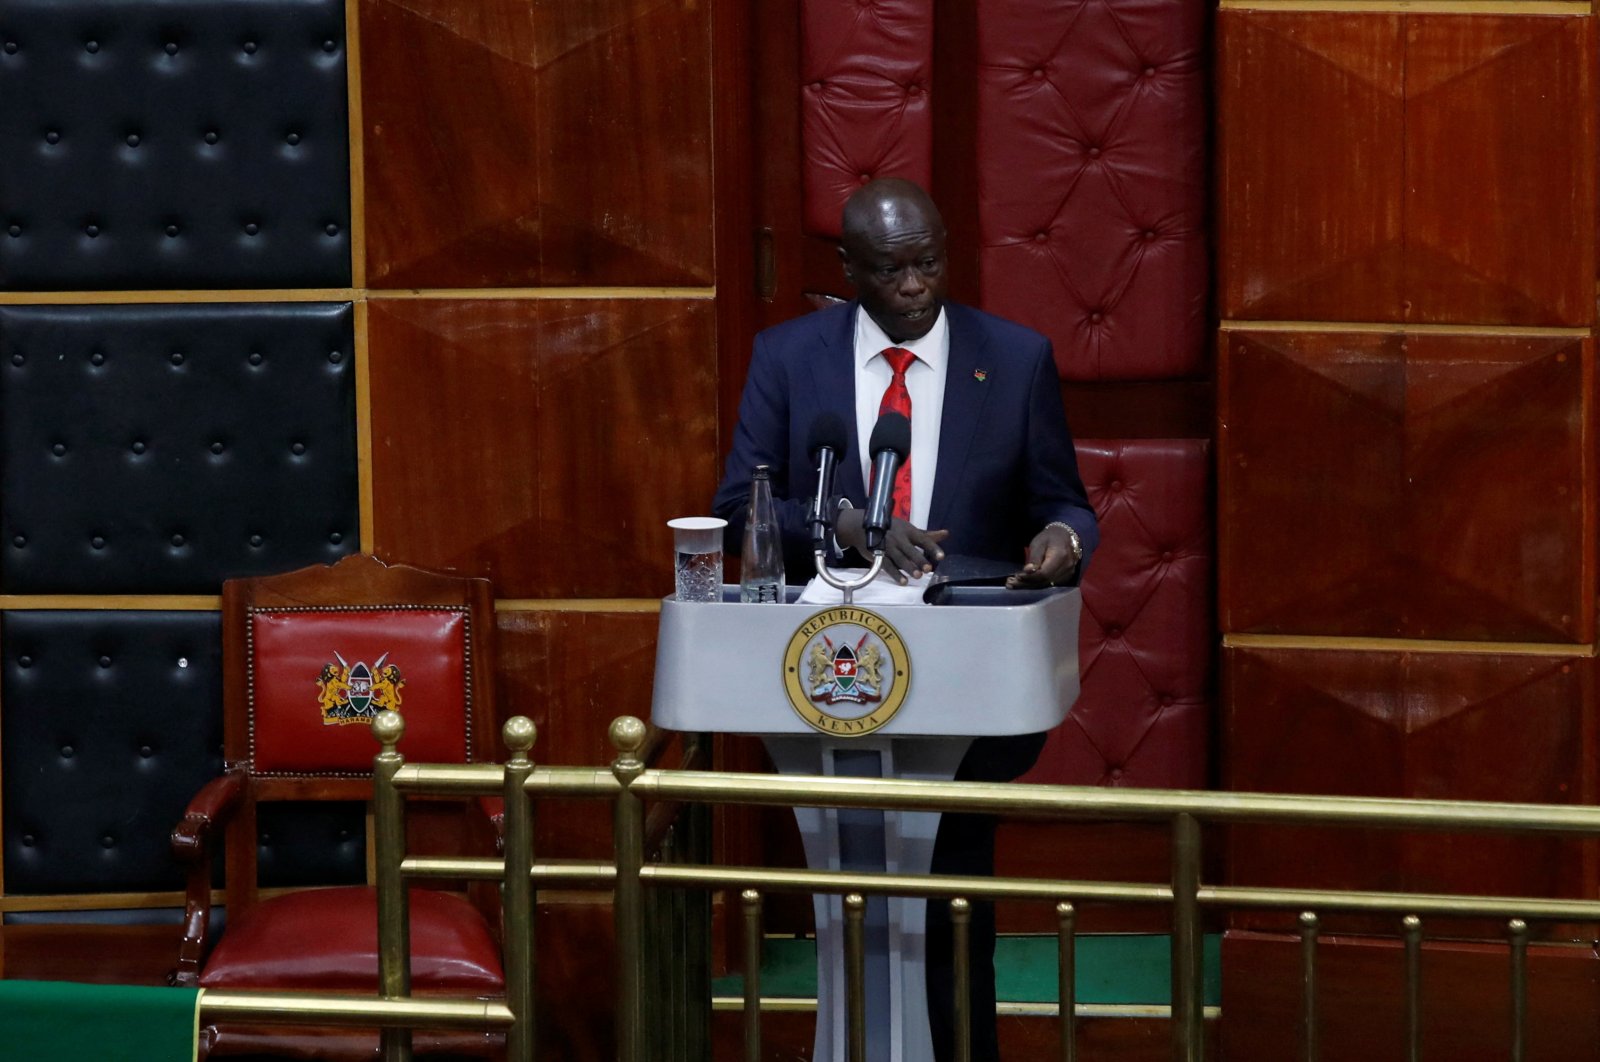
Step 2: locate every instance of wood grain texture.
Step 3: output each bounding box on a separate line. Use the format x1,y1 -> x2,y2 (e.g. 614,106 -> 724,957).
496,608 -> 659,859
368,298 -> 718,599
359,0 -> 714,289
1403,15 -> 1595,326
1219,329 -> 1593,641
1218,11 -> 1405,321
1224,646 -> 1597,933
1222,931 -> 1600,1062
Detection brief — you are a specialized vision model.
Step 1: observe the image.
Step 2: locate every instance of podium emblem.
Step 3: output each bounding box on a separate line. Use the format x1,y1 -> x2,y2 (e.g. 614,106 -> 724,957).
783,607 -> 910,736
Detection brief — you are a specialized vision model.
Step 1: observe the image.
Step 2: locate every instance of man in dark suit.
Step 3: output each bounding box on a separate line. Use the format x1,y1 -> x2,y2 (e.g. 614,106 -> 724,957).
713,178 -> 1097,1062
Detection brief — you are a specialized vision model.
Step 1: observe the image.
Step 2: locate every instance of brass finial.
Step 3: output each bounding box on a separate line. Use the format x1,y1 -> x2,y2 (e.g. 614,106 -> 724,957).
1508,918 -> 1528,936
1299,911 -> 1319,930
372,709 -> 405,749
503,715 -> 537,757
949,897 -> 970,919
610,715 -> 647,755
1402,914 -> 1422,932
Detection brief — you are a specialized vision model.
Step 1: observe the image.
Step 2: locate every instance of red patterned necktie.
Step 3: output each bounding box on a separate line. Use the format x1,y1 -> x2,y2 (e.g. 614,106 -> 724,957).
877,346 -> 915,520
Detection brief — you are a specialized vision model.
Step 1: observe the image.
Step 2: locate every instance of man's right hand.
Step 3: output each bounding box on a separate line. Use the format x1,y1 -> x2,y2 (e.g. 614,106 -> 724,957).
835,508 -> 950,585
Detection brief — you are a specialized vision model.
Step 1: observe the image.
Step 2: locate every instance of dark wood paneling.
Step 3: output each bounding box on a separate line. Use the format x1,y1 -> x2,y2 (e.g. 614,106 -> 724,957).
369,299 -> 718,599
1224,646 -> 1597,932
996,822 -> 1191,934
1220,329 -> 1592,642
536,896 -> 618,1062
1222,930 -> 1600,1062
1217,12 -> 1404,322
0,924 -> 178,984
360,0 -> 714,288
496,608 -> 660,859
1404,16 -> 1595,326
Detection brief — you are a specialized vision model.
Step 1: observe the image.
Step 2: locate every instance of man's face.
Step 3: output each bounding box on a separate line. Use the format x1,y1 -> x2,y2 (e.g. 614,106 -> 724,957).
840,203 -> 948,344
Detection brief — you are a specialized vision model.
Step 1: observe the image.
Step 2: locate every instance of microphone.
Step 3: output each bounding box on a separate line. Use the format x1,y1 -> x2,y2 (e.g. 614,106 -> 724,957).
863,412 -> 911,553
806,412 -> 851,550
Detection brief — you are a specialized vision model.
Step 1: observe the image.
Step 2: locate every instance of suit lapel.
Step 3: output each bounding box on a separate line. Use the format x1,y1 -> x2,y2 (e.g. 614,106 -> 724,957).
807,303 -> 866,500
929,304 -> 991,531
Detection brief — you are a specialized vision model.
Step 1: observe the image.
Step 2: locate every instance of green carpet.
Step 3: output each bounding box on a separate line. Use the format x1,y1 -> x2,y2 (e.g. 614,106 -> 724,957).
713,934 -> 1222,1008
0,980 -> 199,1062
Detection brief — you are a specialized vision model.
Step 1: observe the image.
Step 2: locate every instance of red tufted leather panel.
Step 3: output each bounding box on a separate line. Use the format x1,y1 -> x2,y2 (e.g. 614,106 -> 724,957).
975,0 -> 1207,381
250,607 -> 471,774
799,0 -> 934,238
1021,438 -> 1212,787
199,886 -> 503,991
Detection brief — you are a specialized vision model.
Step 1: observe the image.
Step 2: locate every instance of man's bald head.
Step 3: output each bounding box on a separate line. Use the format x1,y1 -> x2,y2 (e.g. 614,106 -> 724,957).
837,179 -> 949,343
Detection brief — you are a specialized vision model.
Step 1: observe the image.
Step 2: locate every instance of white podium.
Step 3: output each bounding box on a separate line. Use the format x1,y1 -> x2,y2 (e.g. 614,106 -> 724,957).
651,584 -> 1081,1062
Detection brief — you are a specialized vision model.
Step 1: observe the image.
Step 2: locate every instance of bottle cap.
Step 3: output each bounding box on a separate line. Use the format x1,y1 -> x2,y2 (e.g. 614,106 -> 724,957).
753,464 -> 771,479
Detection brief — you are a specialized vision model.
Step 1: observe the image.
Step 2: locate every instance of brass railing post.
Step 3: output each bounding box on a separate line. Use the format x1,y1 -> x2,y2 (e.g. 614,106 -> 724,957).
952,897 -> 972,1062
500,717 -> 537,1062
1508,918 -> 1528,1062
372,710 -> 413,1062
611,717 -> 649,1062
845,893 -> 867,1062
742,889 -> 763,1062
1058,901 -> 1076,1062
1299,911 -> 1319,1062
1171,813 -> 1203,1062
1403,915 -> 1422,1062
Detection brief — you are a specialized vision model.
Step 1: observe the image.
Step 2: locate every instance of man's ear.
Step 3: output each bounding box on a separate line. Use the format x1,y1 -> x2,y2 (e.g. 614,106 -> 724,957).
837,242 -> 852,282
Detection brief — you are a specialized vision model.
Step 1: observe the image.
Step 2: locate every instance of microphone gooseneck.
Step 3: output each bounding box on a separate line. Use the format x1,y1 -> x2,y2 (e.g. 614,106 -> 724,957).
863,412 -> 911,553
806,412 -> 851,549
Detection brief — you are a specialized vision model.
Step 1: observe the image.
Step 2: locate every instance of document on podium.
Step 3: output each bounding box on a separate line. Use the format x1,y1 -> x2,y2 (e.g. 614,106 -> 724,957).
796,569 -> 930,607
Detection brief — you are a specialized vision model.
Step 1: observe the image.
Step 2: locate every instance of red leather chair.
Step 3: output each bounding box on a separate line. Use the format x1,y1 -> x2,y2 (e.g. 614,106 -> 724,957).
170,554 -> 505,1058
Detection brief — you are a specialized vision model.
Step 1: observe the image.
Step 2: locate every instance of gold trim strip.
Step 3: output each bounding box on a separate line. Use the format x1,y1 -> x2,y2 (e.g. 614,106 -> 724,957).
0,889 -> 217,912
495,598 -> 663,613
367,287 -> 717,301
1221,319 -> 1590,338
1219,0 -> 1587,11
344,0 -> 367,291
0,595 -> 220,611
1224,633 -> 1591,657
0,290 -> 358,305
355,298 -> 375,552
709,998 -> 1220,1020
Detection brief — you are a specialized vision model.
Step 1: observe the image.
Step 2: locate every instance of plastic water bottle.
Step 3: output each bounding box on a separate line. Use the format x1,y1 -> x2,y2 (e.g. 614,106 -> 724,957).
740,465 -> 785,603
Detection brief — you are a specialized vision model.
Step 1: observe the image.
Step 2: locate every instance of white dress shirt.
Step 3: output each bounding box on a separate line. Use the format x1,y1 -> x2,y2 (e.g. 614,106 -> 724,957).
853,305 -> 949,530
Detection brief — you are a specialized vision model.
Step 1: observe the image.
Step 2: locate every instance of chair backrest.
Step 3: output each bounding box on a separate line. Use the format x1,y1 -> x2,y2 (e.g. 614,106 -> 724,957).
221,554 -> 496,909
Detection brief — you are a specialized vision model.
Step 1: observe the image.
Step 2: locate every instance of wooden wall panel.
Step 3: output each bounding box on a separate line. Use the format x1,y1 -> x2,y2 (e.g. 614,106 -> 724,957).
1222,931 -> 1600,1062
1224,646 -> 1596,929
496,608 -> 659,859
367,298 -> 718,598
359,0 -> 715,289
1404,16 -> 1595,327
1217,12 -> 1404,322
1220,329 -> 1592,642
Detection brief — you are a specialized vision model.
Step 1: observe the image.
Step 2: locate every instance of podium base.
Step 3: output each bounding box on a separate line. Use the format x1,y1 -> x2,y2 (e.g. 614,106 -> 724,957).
764,735 -> 973,1062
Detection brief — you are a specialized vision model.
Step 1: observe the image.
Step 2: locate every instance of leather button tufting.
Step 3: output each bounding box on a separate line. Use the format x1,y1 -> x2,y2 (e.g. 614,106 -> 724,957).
1110,768 -> 1123,780
324,222 -> 340,236
204,130 -> 219,145
6,224 -> 19,237
1105,626 -> 1121,638
101,834 -> 116,848
1110,479 -> 1122,490
1088,146 -> 1101,158
291,441 -> 306,455
97,655 -> 111,668
62,745 -> 75,757
90,350 -> 105,366
164,223 -> 180,238
1035,231 -> 1048,242
51,442 -> 66,456
3,41 -> 17,55
286,131 -> 301,146
1145,66 -> 1156,77
1160,694 -> 1175,707
170,533 -> 186,547
21,834 -> 35,847
169,351 -> 184,365
328,531 -> 343,544
140,745 -> 154,758
44,130 -> 58,144
9,353 -> 22,365
859,173 -> 870,184
248,351 -> 263,365
244,222 -> 260,236
1032,68 -> 1044,79
131,439 -> 146,454
85,40 -> 99,54
164,41 -> 178,56
210,441 -> 225,454
84,223 -> 99,238
322,39 -> 338,53
242,39 -> 258,54
908,83 -> 921,95
18,654 -> 32,667
328,350 -> 343,364
126,133 -> 141,147
1090,312 -> 1104,324
249,534 -> 264,547
90,535 -> 105,549
12,535 -> 25,548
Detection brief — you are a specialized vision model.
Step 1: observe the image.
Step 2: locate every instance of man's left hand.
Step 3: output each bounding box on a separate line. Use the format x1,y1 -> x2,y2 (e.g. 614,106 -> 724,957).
1007,524 -> 1081,588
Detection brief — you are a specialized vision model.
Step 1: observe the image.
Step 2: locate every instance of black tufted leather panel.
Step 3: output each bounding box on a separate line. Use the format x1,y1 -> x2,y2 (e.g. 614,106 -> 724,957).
0,0 -> 350,290
2,610 -> 223,894
0,303 -> 358,594
1,612 -> 366,894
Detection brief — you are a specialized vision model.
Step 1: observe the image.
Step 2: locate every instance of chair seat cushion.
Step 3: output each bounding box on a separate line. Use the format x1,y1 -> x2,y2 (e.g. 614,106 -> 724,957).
199,886 -> 503,992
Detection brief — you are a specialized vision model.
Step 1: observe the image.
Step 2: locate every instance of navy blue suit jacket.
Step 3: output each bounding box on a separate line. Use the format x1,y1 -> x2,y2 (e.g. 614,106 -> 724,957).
713,301 -> 1098,582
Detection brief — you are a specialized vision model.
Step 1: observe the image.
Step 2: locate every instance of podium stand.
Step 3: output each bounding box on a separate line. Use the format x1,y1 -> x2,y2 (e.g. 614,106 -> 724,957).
652,585 -> 1081,1062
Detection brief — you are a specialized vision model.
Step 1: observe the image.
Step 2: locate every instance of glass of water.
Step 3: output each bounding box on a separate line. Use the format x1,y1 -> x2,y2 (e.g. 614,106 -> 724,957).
667,517 -> 727,603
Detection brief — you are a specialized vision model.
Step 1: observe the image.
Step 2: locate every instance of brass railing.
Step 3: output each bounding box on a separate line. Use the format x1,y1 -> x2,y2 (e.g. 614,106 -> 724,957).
224,710 -> 1600,1062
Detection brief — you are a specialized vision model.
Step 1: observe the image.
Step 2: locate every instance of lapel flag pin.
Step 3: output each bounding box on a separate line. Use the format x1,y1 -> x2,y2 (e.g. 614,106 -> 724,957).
973,369 -> 988,382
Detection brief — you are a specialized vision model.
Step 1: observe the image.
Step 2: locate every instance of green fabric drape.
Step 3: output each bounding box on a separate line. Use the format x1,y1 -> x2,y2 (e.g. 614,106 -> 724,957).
0,980 -> 198,1062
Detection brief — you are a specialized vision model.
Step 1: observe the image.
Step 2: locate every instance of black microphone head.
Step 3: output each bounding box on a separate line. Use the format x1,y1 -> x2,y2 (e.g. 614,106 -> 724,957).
807,411 -> 851,460
869,412 -> 911,460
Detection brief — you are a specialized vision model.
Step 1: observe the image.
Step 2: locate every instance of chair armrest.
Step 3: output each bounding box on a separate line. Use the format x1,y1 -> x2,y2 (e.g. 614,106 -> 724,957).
476,795 -> 506,854
168,770 -> 246,986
